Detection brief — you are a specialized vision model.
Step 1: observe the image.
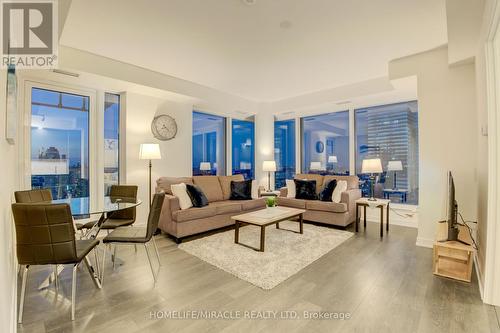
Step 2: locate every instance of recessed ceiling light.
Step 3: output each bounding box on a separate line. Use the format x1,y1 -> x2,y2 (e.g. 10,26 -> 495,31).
241,0 -> 256,6
280,20 -> 292,29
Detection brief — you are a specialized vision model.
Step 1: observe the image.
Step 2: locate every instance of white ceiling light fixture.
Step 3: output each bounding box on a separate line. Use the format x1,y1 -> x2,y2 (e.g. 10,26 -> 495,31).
241,0 -> 257,6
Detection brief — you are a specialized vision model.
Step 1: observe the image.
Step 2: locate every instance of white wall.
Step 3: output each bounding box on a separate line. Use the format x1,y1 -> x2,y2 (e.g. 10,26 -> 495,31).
125,93 -> 193,223
0,69 -> 18,333
389,46 -> 478,247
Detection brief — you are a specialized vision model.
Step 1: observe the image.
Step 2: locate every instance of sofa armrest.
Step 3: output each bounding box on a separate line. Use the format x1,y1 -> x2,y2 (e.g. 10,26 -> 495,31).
158,194 -> 181,234
341,188 -> 362,210
279,187 -> 288,197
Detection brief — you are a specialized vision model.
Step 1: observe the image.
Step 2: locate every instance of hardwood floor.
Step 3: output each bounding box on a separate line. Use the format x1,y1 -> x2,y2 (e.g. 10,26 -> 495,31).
17,223 -> 500,333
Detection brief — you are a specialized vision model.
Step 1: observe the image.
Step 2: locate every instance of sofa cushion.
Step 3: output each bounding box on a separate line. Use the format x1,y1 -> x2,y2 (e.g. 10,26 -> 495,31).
294,174 -> 324,194
185,184 -> 209,207
230,180 -> 252,200
218,175 -> 245,200
209,201 -> 242,215
323,175 -> 359,190
172,205 -> 217,222
156,177 -> 193,194
192,176 -> 224,202
306,200 -> 347,213
319,179 -> 337,202
294,179 -> 318,200
277,197 -> 306,209
240,198 -> 266,211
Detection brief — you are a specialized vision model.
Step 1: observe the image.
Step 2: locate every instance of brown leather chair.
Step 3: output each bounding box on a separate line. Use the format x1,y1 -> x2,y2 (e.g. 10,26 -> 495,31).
14,189 -> 53,203
102,193 -> 165,284
12,203 -> 100,322
79,185 -> 138,230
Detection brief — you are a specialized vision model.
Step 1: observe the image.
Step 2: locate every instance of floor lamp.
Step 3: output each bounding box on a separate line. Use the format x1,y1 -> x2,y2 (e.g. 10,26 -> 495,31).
262,161 -> 276,191
139,143 -> 162,206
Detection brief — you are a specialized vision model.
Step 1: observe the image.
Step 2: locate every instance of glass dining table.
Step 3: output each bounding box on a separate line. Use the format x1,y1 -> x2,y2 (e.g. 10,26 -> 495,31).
38,196 -> 142,290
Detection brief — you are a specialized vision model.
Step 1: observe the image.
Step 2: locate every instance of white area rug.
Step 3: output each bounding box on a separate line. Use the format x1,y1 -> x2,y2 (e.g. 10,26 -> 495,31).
178,221 -> 353,290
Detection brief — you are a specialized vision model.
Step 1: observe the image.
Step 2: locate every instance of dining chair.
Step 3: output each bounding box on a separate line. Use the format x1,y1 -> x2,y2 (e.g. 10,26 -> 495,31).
101,193 -> 165,284
78,185 -> 138,231
14,188 -> 53,203
12,203 -> 100,322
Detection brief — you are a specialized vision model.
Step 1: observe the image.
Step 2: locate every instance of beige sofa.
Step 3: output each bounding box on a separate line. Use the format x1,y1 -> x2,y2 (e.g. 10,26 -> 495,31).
278,174 -> 361,228
156,175 -> 266,241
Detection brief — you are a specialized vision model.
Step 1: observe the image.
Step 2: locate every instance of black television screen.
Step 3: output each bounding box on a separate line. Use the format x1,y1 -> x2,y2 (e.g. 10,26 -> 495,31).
447,171 -> 459,241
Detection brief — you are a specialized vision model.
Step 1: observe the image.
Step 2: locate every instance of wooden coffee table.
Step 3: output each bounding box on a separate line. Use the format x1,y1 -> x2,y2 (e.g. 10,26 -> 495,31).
231,207 -> 306,252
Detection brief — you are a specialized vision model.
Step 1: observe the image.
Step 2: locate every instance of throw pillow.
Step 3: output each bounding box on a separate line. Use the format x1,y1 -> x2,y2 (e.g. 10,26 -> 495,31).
230,180 -> 252,200
294,179 -> 317,200
185,184 -> 209,207
332,180 -> 348,203
319,179 -> 337,202
170,183 -> 193,210
251,180 -> 259,199
285,179 -> 296,198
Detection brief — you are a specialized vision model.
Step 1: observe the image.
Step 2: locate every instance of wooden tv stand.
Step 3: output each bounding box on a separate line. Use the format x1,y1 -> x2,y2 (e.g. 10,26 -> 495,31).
433,222 -> 475,282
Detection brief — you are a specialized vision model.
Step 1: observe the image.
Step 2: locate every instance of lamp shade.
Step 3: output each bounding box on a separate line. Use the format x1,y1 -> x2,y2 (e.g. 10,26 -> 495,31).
328,155 -> 338,163
199,162 -> 211,171
387,160 -> 403,171
139,143 -> 161,160
310,162 -> 323,170
262,160 -> 277,172
361,158 -> 383,174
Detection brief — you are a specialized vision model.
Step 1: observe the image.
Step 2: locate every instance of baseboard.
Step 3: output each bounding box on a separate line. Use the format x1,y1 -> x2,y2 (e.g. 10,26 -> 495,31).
364,217 -> 417,229
474,254 -> 484,301
416,236 -> 434,248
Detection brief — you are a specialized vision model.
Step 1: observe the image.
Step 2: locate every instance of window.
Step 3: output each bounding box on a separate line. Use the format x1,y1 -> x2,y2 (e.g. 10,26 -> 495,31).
274,119 -> 296,189
192,111 -> 226,176
232,119 -> 255,179
355,101 -> 419,204
104,93 -> 120,194
301,111 -> 350,175
31,88 -> 90,200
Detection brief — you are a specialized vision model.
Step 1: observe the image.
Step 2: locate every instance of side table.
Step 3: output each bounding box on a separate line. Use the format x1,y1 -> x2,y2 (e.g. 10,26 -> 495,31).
355,198 -> 390,238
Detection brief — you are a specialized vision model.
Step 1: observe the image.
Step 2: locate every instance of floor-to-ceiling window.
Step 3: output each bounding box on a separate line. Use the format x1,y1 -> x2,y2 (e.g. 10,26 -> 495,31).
104,93 -> 120,194
232,119 -> 255,179
274,119 -> 295,188
301,111 -> 350,175
31,87 -> 90,200
355,101 -> 419,204
192,111 -> 226,176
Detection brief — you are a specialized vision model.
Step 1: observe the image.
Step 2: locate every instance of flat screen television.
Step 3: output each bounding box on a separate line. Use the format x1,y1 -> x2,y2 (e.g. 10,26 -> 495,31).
446,171 -> 459,241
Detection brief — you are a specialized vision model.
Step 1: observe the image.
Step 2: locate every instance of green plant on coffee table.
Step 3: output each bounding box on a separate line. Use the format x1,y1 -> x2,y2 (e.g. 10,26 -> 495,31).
266,196 -> 277,207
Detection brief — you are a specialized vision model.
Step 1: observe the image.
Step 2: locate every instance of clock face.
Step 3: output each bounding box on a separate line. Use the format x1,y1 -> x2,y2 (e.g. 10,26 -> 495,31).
151,115 -> 177,141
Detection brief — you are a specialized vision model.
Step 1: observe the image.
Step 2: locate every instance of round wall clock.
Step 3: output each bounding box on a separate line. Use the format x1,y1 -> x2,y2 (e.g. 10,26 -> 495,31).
315,141 -> 324,153
151,114 -> 177,141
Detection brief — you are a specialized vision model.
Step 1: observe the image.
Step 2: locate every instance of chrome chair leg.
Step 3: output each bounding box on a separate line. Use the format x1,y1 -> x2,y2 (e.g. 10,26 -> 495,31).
112,245 -> 117,270
144,244 -> 157,284
93,248 -> 100,278
101,244 -> 107,284
53,265 -> 59,291
152,237 -> 161,267
18,265 -> 29,324
71,264 -> 78,321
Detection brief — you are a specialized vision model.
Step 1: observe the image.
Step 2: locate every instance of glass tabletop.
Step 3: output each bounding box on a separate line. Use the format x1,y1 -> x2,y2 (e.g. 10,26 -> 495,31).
52,196 -> 142,217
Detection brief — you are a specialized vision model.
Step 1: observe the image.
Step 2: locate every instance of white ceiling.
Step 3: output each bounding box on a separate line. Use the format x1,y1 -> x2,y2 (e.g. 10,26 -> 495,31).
60,0 -> 447,102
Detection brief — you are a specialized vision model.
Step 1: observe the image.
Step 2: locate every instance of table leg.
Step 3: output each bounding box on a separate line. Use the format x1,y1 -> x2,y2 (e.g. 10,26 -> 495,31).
276,222 -> 280,229
235,220 -> 240,244
355,204 -> 359,232
84,256 -> 102,289
364,205 -> 367,229
386,203 -> 390,232
299,214 -> 303,234
380,206 -> 384,238
260,226 -> 265,252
